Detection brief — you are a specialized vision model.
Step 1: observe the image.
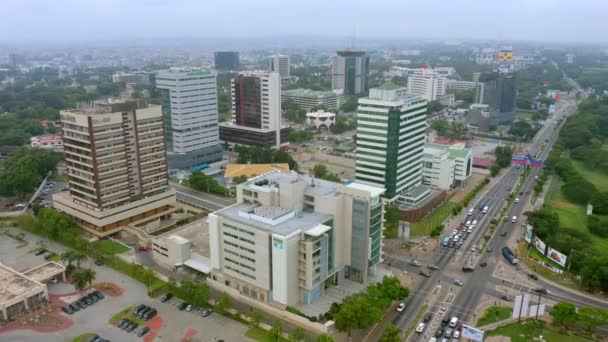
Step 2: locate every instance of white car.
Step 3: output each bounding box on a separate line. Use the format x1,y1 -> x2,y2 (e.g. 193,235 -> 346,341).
415,322 -> 426,333
465,220 -> 471,226
511,216 -> 518,223
453,330 -> 461,339
467,208 -> 474,216
397,302 -> 406,312
514,197 -> 520,203
471,220 -> 478,227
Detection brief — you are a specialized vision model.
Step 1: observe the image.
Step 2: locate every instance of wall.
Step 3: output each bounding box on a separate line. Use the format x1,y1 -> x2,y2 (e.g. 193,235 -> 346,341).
398,190 -> 448,222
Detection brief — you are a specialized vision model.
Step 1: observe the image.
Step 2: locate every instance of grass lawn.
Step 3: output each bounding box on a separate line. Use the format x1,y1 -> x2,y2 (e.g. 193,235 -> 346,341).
571,160 -> 608,192
110,306 -> 133,323
94,239 -> 130,255
411,202 -> 456,237
516,111 -> 534,120
486,319 -> 592,342
245,327 -> 288,342
72,333 -> 93,342
476,306 -> 511,326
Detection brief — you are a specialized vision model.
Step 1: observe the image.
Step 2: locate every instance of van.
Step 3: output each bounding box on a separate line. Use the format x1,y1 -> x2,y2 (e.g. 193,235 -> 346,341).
442,237 -> 450,247
482,206 -> 489,214
449,316 -> 459,328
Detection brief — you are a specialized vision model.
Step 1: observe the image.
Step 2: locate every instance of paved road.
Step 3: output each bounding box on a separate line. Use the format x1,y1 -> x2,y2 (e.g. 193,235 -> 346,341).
170,181 -> 236,211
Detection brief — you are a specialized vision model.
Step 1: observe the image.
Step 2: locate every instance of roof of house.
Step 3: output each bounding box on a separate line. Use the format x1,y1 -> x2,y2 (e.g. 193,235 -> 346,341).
224,163 -> 290,179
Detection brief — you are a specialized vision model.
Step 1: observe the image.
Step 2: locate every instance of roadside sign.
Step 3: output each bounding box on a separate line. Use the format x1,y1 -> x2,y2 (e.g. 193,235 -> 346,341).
461,324 -> 484,341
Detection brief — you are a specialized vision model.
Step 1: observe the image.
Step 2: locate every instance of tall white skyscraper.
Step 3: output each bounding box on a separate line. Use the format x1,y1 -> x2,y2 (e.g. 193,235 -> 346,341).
270,54 -> 290,79
156,69 -> 223,169
406,68 -> 447,101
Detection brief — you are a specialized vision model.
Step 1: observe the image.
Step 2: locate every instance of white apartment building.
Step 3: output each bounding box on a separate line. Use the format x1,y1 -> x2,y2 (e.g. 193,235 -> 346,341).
220,71 -> 287,147
282,88 -> 345,112
355,85 -> 428,201
53,100 -> 176,237
208,171 -> 385,306
422,143 -> 473,190
407,68 -> 447,101
270,54 -> 290,79
156,69 -> 223,169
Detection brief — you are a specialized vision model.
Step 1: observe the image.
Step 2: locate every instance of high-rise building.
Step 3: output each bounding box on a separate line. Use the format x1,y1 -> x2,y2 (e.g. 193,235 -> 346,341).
330,51 -> 369,96
112,71 -> 155,87
209,171 -> 385,306
52,100 -> 177,237
214,51 -> 240,70
355,84 -> 428,202
270,54 -> 290,79
156,69 -> 223,169
475,71 -> 516,125
406,68 -> 447,101
219,71 -> 288,147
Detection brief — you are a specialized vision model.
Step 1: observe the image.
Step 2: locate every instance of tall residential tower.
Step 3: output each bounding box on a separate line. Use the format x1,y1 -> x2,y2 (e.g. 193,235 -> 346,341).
270,54 -> 290,79
330,51 -> 369,96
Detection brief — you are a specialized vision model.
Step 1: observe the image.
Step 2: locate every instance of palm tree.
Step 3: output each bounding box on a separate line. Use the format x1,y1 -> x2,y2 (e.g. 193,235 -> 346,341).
71,271 -> 88,294
73,251 -> 88,269
81,268 -> 96,287
60,251 -> 76,267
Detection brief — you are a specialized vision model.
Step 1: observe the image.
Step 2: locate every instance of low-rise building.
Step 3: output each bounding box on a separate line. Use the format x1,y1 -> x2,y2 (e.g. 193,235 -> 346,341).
305,110 -> 336,132
446,80 -> 478,91
282,88 -> 344,112
421,143 -> 473,189
208,171 -> 385,306
152,235 -> 192,268
30,135 -> 63,151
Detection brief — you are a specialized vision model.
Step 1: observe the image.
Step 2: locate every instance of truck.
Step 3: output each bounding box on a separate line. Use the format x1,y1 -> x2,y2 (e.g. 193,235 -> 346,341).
502,247 -> 519,265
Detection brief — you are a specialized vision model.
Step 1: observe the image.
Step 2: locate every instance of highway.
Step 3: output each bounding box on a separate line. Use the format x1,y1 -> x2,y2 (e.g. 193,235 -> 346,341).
391,97 -> 595,341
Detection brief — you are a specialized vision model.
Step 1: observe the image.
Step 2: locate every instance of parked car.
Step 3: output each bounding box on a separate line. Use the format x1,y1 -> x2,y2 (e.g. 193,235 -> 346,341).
133,304 -> 146,315
533,288 -> 548,294
480,261 -> 487,267
116,318 -> 128,327
77,299 -> 88,308
143,308 -> 157,321
528,273 -> 539,280
201,308 -> 212,317
160,293 -> 173,302
87,334 -> 102,342
453,330 -> 461,339
453,279 -> 464,286
61,306 -> 74,315
68,303 -> 80,312
92,290 -> 104,300
397,302 -> 406,312
441,317 -> 449,326
127,321 -> 139,332
185,303 -> 193,312
138,307 -> 152,319
137,327 -> 151,337
415,323 -> 426,333
94,260 -> 104,266
120,319 -> 131,330
500,231 -> 507,237
178,302 -> 189,311
423,312 -> 433,323
435,328 -> 445,337
500,295 -> 511,301
419,270 -> 431,277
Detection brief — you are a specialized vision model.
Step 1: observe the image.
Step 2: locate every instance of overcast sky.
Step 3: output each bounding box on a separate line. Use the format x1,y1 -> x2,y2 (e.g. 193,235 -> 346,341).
2,0 -> 606,44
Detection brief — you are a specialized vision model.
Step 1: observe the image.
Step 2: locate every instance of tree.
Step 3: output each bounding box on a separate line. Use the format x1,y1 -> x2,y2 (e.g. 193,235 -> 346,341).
289,327 -> 307,342
427,101 -> 443,113
71,270 -> 89,294
447,121 -> 467,140
315,334 -> 334,342
215,292 -> 232,313
577,306 -> 608,332
72,251 -> 88,269
509,121 -> 537,140
495,146 -> 513,168
334,293 -> 382,336
60,250 -> 76,267
379,323 -> 402,342
550,301 -> 578,327
431,119 -> 449,136
270,320 -> 284,340
526,208 -> 560,239
81,268 -> 96,287
189,171 -> 228,196
340,96 -> 358,112
313,164 -> 329,178
249,309 -> 264,328
562,176 -> 598,205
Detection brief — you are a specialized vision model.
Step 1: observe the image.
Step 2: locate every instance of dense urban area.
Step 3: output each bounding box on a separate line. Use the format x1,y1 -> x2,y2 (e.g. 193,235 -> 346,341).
2,9 -> 608,342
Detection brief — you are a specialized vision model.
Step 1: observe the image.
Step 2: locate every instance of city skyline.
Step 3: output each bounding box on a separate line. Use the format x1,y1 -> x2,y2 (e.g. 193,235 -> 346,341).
2,0 -> 608,44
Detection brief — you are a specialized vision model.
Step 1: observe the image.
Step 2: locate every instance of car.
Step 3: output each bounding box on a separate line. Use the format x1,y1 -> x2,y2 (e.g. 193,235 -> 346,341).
84,297 -> 94,306
445,328 -> 453,338
514,197 -> 520,203
419,270 -> 431,277
455,243 -> 461,250
160,293 -> 173,302
465,220 -> 471,226
201,308 -> 213,317
133,304 -> 146,315
487,247 -> 493,253
61,306 -> 74,315
116,318 -> 127,327
471,220 -> 478,226
500,295 -> 511,301
436,328 -> 445,337
61,187 -> 69,191
467,227 -> 473,233
87,334 -> 101,342
528,273 -> 539,280
482,206 -> 489,214
127,321 -> 139,332
471,245 -> 478,252
453,279 -> 464,286
427,264 -> 439,270
94,260 -> 104,266
92,291 -> 104,300
423,312 -> 433,323
178,302 -> 189,311
533,288 -> 548,294
416,323 -> 426,333
138,307 -> 153,319
397,302 -> 406,312
35,249 -> 47,256
120,319 -> 131,330
409,259 -> 422,267
500,231 -> 507,237
448,240 -> 455,248
453,330 -> 461,339
69,303 -> 80,312
458,238 -> 464,245
462,266 -> 474,273
143,308 -> 157,321
441,317 -> 449,326
429,338 -> 437,342
87,293 -> 99,303
511,216 -> 518,223
185,303 -> 193,312
467,208 -> 474,216
449,316 -> 459,328
137,327 -> 151,337
78,299 -> 88,308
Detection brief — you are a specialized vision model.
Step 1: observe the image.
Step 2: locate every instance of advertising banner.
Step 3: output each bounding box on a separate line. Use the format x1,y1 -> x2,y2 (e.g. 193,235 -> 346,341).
512,295 -> 522,318
461,324 -> 485,342
525,224 -> 533,243
534,236 -> 547,255
512,156 -> 542,167
547,246 -> 568,267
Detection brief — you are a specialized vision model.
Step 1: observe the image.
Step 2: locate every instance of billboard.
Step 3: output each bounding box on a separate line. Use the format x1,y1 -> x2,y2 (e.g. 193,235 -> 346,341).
524,224 -> 533,243
547,246 -> 568,267
513,294 -> 531,318
534,236 -> 547,255
461,324 -> 485,342
512,155 -> 542,167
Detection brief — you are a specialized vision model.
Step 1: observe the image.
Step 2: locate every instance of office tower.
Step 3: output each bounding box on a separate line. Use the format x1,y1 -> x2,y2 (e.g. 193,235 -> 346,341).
355,84 -> 428,202
330,51 -> 369,96
209,171 -> 385,306
406,68 -> 447,101
475,71 -> 516,125
270,54 -> 290,79
219,71 -> 288,147
156,69 -> 223,169
53,100 -> 177,237
214,51 -> 240,70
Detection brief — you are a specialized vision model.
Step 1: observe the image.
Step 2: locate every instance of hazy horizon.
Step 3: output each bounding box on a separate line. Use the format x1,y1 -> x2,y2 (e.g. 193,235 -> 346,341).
2,0 -> 607,46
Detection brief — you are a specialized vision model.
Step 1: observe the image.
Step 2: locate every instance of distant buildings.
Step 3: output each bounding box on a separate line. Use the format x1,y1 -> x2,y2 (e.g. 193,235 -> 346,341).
214,51 -> 240,70
8,53 -> 25,67
270,54 -> 290,79
406,68 -> 447,101
53,100 -> 177,237
422,143 -> 473,190
474,71 -> 517,126
281,88 -> 344,112
330,51 -> 369,96
111,71 -> 155,87
208,171 -> 385,306
355,84 -> 428,202
219,71 -> 288,147
566,53 -> 575,64
446,80 -> 478,91
30,135 -> 63,151
497,47 -> 514,64
305,110 -> 336,132
156,69 -> 223,169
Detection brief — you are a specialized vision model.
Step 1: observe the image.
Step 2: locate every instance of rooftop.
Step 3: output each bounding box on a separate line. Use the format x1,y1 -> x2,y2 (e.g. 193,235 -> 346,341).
22,261 -> 66,283
283,88 -> 338,97
379,81 -> 399,90
224,163 -> 290,179
0,263 -> 45,304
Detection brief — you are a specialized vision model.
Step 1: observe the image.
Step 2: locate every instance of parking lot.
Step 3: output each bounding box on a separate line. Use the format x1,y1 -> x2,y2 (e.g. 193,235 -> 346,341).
0,231 -> 252,342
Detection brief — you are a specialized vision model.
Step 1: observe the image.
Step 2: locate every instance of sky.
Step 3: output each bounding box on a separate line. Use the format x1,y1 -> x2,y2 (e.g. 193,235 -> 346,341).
1,0 -> 607,44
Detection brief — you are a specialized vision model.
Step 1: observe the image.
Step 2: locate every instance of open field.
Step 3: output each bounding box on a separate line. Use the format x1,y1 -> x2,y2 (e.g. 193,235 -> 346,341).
411,202 -> 456,237
486,319 -> 592,342
571,160 -> 608,192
